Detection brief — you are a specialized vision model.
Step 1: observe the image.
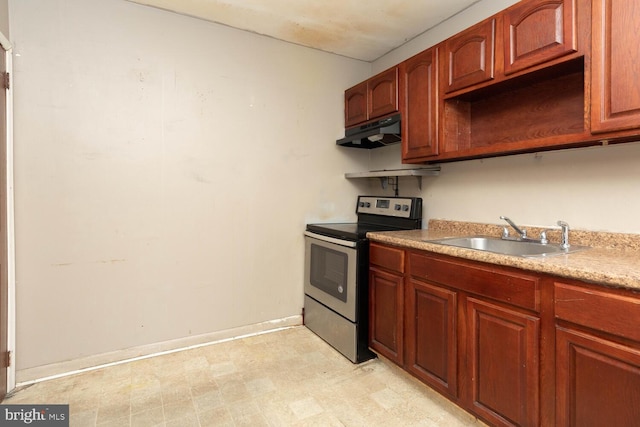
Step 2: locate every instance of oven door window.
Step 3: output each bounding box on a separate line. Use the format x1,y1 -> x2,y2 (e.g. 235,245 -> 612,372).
309,243 -> 348,302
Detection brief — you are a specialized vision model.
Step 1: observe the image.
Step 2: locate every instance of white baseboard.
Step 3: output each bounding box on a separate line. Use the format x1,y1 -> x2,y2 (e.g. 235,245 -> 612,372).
15,315 -> 302,386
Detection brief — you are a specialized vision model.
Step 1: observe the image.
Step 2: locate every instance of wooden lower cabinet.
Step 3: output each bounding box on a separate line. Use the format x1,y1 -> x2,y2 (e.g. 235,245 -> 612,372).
369,266 -> 404,364
379,247 -> 541,425
554,280 -> 640,427
405,277 -> 457,398
555,327 -> 640,427
369,243 -> 640,426
466,297 -> 540,427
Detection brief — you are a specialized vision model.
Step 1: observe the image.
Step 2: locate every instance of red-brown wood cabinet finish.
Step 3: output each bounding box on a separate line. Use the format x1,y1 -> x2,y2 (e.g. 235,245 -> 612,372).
368,68 -> 398,121
555,328 -> 640,427
344,81 -> 368,128
503,0 -> 577,75
436,0 -> 587,163
371,246 -> 545,426
441,0 -> 580,96
554,281 -> 640,427
399,48 -> 439,161
413,251 -> 542,427
443,18 -> 496,93
369,243 -> 405,364
342,0 -> 640,164
369,244 -> 640,426
590,0 -> 640,134
405,276 -> 457,398
344,68 -> 398,127
467,297 -> 540,427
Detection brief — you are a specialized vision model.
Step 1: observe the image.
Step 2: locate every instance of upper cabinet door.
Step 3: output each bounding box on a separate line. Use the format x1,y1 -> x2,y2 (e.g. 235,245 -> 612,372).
368,67 -> 399,120
400,48 -> 439,161
444,19 -> 495,93
344,68 -> 398,128
591,0 -> 640,134
503,0 -> 577,75
344,81 -> 368,128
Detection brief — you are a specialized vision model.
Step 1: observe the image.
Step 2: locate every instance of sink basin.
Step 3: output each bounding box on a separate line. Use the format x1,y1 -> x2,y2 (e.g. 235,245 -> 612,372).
426,236 -> 588,258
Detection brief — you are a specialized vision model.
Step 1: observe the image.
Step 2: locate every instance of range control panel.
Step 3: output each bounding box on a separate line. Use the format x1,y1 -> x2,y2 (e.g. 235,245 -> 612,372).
356,196 -> 422,219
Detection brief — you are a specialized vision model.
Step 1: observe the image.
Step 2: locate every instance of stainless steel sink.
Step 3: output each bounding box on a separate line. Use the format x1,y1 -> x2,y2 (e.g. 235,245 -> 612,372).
426,236 -> 589,258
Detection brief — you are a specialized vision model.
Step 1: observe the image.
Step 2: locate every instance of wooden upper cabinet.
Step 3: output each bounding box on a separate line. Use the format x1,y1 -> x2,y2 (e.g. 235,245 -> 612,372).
368,67 -> 398,120
591,0 -> 640,134
444,19 -> 495,93
344,68 -> 398,128
444,0 -> 578,94
400,48 -> 439,161
503,0 -> 577,75
344,81 -> 368,128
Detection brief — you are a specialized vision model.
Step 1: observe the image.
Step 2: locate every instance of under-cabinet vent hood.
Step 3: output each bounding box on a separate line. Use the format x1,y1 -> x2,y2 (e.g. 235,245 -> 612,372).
337,114 -> 401,149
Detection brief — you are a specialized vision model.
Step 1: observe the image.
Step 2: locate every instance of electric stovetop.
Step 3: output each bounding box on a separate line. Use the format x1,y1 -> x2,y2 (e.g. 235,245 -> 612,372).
306,196 -> 423,241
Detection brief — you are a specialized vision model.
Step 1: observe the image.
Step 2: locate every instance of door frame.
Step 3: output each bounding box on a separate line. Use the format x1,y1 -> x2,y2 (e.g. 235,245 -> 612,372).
0,30 -> 15,394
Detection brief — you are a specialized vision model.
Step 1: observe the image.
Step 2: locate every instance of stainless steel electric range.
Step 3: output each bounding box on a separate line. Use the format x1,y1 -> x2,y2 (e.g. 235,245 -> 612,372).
304,195 -> 423,363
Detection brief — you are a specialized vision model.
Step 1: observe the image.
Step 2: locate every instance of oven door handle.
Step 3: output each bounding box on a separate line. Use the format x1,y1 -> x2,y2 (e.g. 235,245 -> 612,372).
304,231 -> 358,248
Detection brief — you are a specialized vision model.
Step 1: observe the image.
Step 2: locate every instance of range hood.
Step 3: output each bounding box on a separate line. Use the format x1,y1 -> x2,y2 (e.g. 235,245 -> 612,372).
336,114 -> 401,149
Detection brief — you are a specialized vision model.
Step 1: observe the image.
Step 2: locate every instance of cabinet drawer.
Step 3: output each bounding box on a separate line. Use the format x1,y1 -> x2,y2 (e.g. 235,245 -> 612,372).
555,282 -> 640,342
409,252 -> 540,312
370,243 -> 405,274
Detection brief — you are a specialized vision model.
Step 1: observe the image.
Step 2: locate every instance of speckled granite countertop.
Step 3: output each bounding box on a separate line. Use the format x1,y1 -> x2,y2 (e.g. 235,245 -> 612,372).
367,220 -> 640,292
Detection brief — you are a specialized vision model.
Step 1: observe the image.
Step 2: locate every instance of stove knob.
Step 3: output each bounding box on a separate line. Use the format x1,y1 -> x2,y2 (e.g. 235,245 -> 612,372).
359,202 -> 365,207
394,204 -> 401,211
365,202 -> 371,208
402,204 -> 410,211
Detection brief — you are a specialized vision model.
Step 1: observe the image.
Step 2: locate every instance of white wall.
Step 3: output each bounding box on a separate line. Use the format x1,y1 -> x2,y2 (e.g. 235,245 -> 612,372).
0,0 -> 8,38
10,0 -> 372,371
368,0 -> 640,234
365,143 -> 640,233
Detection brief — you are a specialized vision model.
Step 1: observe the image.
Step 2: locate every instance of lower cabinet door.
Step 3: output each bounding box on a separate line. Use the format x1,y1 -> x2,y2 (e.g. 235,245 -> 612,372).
369,267 -> 404,364
405,278 -> 457,397
555,326 -> 640,427
466,297 -> 540,427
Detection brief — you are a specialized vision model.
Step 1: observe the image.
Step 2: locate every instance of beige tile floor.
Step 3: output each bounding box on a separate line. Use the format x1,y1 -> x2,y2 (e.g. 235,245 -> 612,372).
4,326 -> 488,426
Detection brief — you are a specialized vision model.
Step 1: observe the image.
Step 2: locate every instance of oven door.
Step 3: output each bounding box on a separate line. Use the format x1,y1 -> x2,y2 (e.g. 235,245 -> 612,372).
304,231 -> 358,322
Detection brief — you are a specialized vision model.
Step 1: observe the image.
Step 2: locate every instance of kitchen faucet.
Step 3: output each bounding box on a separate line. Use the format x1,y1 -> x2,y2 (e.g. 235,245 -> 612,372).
500,216 -> 528,239
500,216 -> 572,248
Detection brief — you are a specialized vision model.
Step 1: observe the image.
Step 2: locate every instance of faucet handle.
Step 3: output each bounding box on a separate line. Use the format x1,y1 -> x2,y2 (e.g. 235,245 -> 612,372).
539,229 -> 551,244
502,227 -> 510,238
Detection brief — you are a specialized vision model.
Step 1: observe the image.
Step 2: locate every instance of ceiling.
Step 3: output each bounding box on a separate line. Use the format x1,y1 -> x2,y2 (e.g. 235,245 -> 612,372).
126,0 -> 481,62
